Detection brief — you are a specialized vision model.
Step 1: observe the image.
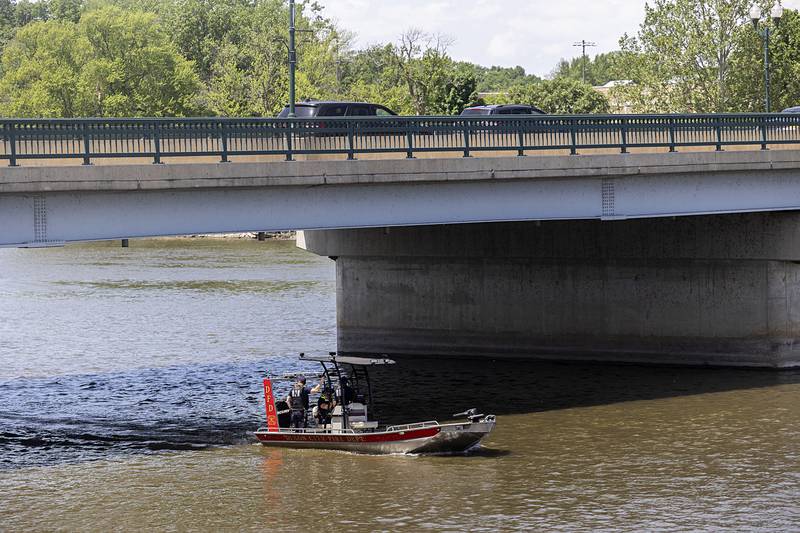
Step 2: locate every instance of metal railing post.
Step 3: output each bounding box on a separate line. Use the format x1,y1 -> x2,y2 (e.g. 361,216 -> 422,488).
620,117 -> 628,154
347,120 -> 355,160
715,118 -> 723,151
7,122 -> 18,167
668,118 -> 676,152
463,119 -> 471,157
153,122 -> 162,164
82,121 -> 92,165
760,115 -> 769,150
517,119 -> 525,156
285,120 -> 293,162
406,124 -> 414,159
569,119 -> 578,155
220,120 -> 229,162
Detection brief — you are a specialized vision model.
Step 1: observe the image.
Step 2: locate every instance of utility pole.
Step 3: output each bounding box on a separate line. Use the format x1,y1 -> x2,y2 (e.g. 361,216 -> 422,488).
288,0 -> 297,117
573,40 -> 597,84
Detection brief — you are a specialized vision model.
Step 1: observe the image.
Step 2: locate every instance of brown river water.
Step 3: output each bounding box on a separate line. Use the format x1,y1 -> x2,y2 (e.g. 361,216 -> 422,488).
1,239 -> 798,531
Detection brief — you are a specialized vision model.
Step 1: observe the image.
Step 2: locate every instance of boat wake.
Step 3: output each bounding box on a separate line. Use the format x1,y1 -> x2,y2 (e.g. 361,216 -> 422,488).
0,361 -> 272,469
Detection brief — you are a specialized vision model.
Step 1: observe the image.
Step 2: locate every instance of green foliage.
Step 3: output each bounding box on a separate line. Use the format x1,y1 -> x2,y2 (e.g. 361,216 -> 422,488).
428,65 -> 480,115
616,0 -> 772,113
466,64 -> 540,92
12,0 -> 49,27
0,5 -> 203,117
551,51 -> 630,86
203,0 -> 342,116
161,0 -> 254,81
0,0 -> 15,48
728,7 -> 800,112
344,80 -> 414,115
0,0 -> 732,116
78,6 -> 202,116
339,44 -> 401,92
48,0 -> 84,22
508,79 -> 610,114
0,20 -> 86,116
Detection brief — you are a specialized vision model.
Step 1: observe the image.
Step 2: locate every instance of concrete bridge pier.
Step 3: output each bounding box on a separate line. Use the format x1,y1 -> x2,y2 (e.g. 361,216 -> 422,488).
299,212 -> 800,368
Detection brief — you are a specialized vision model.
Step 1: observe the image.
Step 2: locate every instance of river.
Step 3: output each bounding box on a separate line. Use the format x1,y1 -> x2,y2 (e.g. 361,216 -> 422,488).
1,239 -> 798,531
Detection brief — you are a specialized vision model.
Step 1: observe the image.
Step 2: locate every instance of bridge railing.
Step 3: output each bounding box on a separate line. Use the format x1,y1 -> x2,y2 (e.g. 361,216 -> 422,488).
1,113 -> 799,166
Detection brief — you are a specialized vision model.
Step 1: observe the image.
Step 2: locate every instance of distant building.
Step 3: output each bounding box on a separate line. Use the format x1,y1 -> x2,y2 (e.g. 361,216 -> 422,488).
593,80 -> 633,114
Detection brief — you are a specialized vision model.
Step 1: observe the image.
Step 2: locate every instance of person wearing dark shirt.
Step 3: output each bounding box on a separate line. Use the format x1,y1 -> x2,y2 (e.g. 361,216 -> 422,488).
336,376 -> 355,406
311,378 -> 333,427
286,376 -> 309,428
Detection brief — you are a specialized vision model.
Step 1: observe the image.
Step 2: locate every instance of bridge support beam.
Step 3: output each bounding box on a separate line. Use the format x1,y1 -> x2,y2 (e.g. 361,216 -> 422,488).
300,213 -> 800,368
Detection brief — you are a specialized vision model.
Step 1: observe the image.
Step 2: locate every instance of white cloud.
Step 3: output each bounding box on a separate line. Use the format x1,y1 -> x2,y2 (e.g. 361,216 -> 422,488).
318,0 -> 647,76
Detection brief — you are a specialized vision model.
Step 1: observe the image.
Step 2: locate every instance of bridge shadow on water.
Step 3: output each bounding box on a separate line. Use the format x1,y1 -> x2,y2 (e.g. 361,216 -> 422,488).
1,356 -> 798,469
367,355 -> 800,424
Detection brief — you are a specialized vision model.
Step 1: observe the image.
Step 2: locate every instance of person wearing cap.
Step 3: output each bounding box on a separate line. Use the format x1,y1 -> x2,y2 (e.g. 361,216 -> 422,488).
286,375 -> 310,428
311,377 -> 334,428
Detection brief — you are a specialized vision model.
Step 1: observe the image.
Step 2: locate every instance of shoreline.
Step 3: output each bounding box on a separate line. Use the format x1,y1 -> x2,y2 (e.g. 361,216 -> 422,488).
155,231 -> 296,241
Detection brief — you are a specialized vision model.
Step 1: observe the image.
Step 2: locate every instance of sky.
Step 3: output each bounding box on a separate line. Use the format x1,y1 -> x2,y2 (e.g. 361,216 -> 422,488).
317,0 -> 650,77
319,0 -> 800,78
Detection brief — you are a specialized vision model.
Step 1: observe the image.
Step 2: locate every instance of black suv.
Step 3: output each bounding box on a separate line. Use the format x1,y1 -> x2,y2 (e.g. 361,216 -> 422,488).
278,101 -> 398,118
460,104 -> 546,116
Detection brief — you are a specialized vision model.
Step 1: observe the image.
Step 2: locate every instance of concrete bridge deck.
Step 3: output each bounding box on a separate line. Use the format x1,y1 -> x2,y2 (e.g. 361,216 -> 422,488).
3,149 -> 800,247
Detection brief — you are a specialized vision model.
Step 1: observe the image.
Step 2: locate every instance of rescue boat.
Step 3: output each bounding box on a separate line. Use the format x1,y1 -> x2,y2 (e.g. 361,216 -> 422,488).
254,353 -> 496,455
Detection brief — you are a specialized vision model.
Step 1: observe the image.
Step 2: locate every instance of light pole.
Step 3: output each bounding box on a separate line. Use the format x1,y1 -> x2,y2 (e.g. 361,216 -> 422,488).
288,0 -> 297,118
751,3 -> 783,113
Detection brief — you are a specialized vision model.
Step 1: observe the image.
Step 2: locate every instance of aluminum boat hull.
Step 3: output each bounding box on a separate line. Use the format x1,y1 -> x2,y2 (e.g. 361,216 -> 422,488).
254,419 -> 495,455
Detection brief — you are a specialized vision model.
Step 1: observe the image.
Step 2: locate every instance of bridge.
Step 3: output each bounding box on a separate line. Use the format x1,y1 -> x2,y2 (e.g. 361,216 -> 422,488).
3,114 -> 800,368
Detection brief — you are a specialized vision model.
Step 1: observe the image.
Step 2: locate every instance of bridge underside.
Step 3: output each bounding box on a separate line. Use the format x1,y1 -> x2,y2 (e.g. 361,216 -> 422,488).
3,151 -> 800,247
301,213 -> 800,368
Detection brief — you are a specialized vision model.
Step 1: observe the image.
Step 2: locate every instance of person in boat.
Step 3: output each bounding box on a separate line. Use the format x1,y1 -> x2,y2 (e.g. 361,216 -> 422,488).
335,376 -> 355,406
311,378 -> 333,426
311,378 -> 334,427
286,376 -> 310,428
315,390 -> 334,427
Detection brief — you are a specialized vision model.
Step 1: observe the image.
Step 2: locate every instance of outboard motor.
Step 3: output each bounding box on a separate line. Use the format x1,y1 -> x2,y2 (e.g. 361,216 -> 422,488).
453,408 -> 485,423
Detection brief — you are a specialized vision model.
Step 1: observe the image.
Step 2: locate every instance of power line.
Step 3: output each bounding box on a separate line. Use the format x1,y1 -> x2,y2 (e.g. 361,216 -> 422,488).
573,40 -> 597,84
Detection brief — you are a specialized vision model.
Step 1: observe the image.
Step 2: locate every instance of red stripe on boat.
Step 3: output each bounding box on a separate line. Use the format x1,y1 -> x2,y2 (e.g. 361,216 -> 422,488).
256,427 -> 440,443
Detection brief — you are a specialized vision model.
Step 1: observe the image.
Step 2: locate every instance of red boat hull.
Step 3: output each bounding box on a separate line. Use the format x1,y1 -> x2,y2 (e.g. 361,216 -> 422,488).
254,419 -> 494,455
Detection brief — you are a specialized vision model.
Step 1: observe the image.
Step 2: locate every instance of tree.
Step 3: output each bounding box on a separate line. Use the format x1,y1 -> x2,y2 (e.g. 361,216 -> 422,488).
728,7 -> 800,112
344,80 -> 413,114
0,0 -> 15,48
391,29 -> 454,115
0,20 -> 87,116
78,6 -> 202,116
162,0 -> 253,82
616,0 -> 767,113
508,79 -> 610,114
428,65 -> 479,115
0,5 -> 203,117
467,64 -> 540,92
551,51 -> 630,86
203,0 -> 342,116
49,0 -> 84,22
339,44 -> 401,92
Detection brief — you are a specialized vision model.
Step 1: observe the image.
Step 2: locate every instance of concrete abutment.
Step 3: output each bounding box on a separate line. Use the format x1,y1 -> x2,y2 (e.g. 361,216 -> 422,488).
300,213 -> 800,368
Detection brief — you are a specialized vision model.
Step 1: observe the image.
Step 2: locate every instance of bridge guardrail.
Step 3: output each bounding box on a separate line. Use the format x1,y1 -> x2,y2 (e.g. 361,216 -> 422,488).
1,113 -> 799,166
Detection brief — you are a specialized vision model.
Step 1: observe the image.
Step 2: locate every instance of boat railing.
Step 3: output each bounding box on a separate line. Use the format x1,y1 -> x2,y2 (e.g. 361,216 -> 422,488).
385,421 -> 440,432
255,426 -> 358,434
